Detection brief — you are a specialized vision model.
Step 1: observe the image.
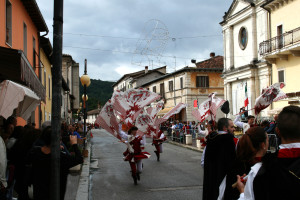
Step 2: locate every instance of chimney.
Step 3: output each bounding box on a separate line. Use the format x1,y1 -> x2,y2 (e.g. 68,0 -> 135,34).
210,52 -> 215,58
145,66 -> 148,74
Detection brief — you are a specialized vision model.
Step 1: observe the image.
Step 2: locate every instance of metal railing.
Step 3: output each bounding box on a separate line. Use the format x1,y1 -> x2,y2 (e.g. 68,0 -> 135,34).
259,27 -> 300,56
168,128 -> 206,144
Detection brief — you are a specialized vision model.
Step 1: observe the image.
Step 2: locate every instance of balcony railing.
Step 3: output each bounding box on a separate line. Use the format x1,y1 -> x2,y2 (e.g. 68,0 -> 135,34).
259,26 -> 300,56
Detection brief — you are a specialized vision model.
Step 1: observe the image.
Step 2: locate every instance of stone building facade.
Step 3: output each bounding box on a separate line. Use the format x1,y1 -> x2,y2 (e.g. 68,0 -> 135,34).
220,0 -> 271,117
140,54 -> 224,122
62,54 -> 80,124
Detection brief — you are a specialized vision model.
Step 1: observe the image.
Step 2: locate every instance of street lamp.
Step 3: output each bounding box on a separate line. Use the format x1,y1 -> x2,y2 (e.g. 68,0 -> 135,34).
80,59 -> 90,146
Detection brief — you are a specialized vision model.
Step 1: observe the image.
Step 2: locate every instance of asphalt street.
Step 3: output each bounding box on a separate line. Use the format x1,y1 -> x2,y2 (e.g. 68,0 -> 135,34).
89,129 -> 203,200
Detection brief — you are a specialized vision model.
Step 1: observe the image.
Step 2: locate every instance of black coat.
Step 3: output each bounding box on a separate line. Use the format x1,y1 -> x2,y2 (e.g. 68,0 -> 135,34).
202,133 -> 236,200
28,144 -> 83,200
253,152 -> 300,200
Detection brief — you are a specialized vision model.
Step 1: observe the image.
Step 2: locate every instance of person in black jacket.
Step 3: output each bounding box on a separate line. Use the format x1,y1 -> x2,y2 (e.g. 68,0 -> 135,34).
28,126 -> 83,200
202,118 -> 236,200
253,105 -> 300,200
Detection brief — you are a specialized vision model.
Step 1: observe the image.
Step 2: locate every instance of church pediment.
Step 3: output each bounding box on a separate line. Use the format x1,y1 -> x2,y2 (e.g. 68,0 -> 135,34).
223,0 -> 254,21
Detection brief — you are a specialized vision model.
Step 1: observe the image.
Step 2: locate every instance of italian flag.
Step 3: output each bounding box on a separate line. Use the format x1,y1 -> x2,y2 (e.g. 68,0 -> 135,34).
244,82 -> 249,107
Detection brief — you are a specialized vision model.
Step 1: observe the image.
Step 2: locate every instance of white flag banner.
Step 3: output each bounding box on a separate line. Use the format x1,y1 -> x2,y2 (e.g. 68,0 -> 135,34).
135,110 -> 157,137
254,82 -> 287,115
192,98 -> 210,122
113,88 -> 161,127
146,100 -> 164,120
95,99 -> 121,140
154,103 -> 186,126
210,93 -> 226,118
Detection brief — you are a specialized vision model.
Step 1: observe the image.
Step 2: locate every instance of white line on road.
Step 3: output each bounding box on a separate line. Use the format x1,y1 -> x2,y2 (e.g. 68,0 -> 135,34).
147,185 -> 203,192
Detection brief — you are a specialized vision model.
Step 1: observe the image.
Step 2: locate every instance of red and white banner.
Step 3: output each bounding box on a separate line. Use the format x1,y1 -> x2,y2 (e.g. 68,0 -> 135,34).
192,93 -> 225,122
113,88 -> 161,127
254,82 -> 287,115
135,110 -> 157,137
210,93 -> 226,118
192,98 -> 210,122
146,100 -> 164,120
154,103 -> 186,126
95,99 -> 121,140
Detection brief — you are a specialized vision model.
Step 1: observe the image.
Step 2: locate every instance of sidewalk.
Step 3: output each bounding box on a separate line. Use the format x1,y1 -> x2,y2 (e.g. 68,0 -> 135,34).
64,136 -> 91,200
167,137 -> 204,153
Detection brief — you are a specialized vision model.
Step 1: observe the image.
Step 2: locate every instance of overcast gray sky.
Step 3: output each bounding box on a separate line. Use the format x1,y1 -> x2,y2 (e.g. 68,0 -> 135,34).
36,0 -> 232,81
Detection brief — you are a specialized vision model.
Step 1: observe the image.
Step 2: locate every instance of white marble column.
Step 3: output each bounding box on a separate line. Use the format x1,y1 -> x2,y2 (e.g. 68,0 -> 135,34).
229,26 -> 234,68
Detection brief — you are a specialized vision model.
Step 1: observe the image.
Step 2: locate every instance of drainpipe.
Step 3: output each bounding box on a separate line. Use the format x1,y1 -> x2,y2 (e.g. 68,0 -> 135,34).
38,31 -> 48,128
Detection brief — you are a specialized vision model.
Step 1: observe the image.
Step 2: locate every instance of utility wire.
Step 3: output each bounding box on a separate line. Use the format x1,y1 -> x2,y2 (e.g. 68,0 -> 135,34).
49,31 -> 222,40
64,45 -> 257,60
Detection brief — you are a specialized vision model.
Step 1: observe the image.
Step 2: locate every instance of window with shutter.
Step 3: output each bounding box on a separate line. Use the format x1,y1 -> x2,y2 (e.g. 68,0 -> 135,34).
180,77 -> 183,89
169,81 -> 173,91
153,86 -> 156,93
278,70 -> 285,83
196,76 -> 209,88
160,83 -> 165,97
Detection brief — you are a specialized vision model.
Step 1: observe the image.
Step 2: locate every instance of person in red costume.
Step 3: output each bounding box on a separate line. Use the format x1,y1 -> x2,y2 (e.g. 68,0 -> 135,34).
119,126 -> 150,185
152,130 -> 167,161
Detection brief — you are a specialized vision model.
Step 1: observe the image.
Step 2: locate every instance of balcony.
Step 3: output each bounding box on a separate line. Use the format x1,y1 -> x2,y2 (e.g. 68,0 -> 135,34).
259,26 -> 300,62
0,46 -> 46,102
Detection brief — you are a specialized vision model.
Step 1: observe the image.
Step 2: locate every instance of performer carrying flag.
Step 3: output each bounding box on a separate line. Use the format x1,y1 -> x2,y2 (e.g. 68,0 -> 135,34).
152,130 -> 167,161
118,126 -> 150,185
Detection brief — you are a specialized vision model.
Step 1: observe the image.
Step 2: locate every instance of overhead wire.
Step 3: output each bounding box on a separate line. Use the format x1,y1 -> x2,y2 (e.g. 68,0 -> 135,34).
49,31 -> 223,40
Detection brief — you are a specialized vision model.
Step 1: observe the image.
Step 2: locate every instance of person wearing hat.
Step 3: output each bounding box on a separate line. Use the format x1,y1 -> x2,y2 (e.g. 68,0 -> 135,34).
118,126 -> 150,185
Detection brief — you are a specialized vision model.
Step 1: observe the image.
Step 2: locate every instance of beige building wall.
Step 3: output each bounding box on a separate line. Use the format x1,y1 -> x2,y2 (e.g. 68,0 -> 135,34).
40,48 -> 52,122
270,0 -> 300,37
144,69 -> 224,121
272,55 -> 300,109
264,0 -> 300,112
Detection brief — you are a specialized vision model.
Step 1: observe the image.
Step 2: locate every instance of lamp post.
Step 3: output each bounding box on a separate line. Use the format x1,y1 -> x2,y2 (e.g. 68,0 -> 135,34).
80,59 -> 90,147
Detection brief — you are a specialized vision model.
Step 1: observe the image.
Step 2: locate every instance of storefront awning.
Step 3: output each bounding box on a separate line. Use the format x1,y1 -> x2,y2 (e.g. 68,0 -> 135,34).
0,80 -> 40,120
157,107 -> 174,116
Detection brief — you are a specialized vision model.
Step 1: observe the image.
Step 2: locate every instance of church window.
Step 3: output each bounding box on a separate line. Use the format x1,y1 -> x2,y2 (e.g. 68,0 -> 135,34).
239,27 -> 248,50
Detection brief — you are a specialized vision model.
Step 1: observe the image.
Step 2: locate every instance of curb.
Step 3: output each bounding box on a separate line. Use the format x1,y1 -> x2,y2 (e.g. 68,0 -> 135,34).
75,141 -> 91,200
168,141 -> 204,153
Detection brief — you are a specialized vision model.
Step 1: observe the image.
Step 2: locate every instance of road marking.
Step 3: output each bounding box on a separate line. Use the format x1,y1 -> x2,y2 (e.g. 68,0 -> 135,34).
147,185 -> 203,192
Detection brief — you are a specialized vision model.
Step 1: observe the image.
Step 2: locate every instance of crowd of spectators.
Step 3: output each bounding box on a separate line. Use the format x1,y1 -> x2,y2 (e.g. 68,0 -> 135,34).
0,117 -> 84,200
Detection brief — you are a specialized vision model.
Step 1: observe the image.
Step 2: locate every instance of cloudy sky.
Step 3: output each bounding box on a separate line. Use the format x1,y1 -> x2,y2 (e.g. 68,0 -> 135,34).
36,0 -> 232,81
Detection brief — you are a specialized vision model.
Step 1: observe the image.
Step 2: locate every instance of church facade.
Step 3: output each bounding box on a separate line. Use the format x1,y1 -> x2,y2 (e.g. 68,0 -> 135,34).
220,0 -> 271,118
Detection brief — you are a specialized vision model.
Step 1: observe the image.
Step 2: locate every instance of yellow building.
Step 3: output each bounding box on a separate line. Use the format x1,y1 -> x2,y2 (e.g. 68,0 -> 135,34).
40,37 -> 52,122
260,0 -> 300,115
